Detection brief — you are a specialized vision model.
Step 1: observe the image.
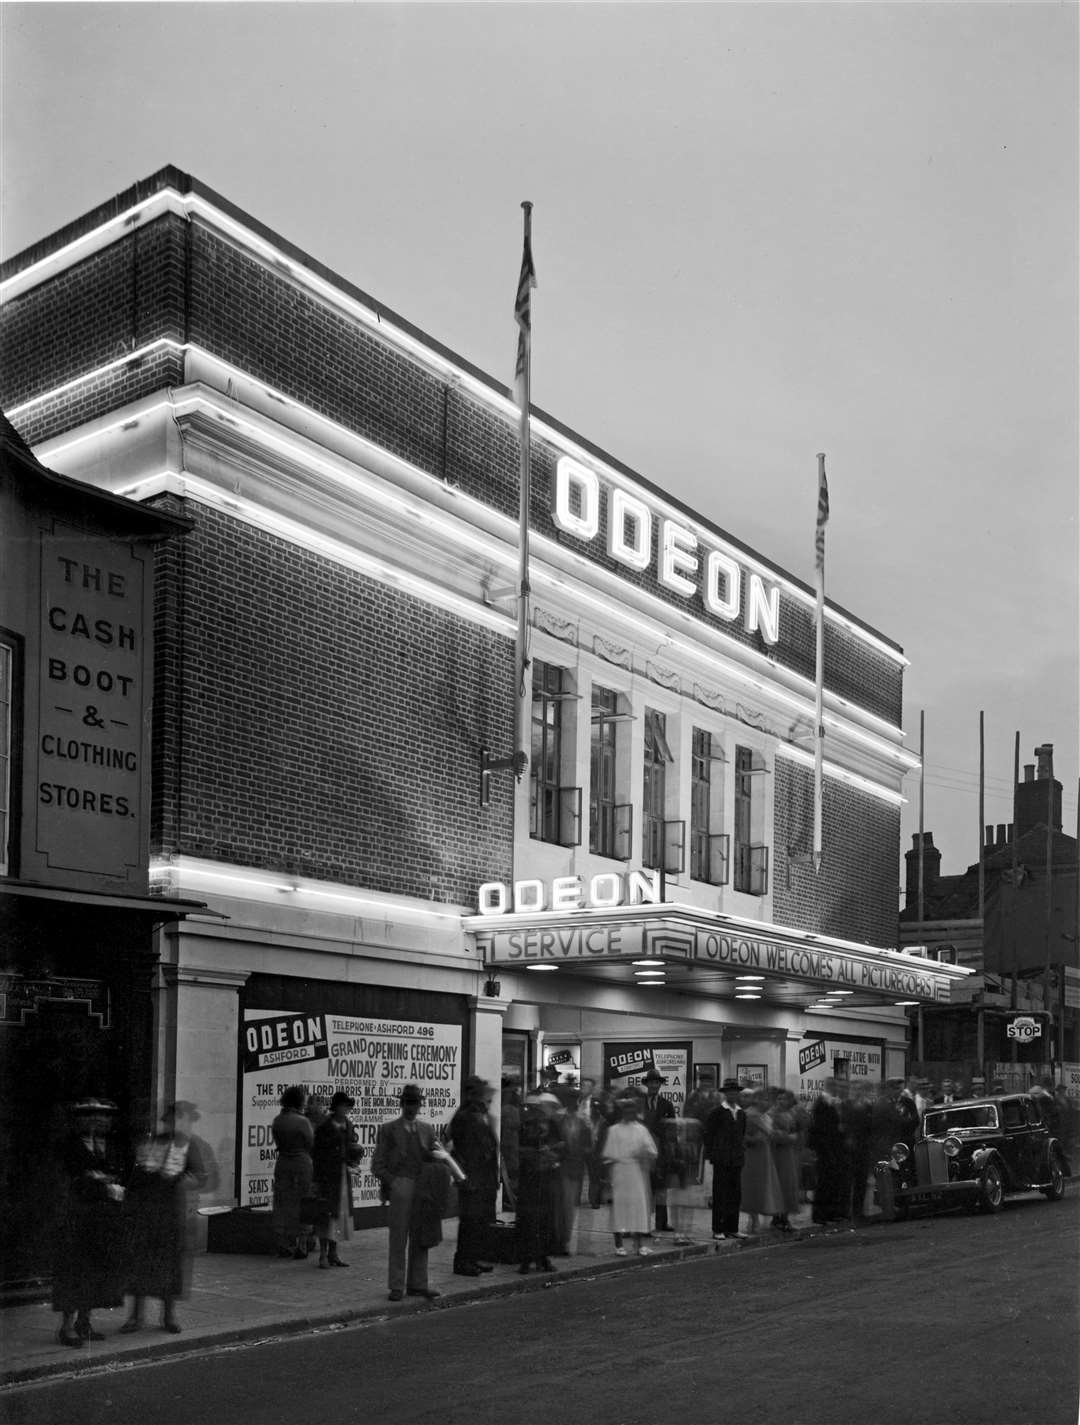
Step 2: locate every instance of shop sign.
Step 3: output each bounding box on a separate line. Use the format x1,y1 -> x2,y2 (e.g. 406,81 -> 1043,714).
33,529 -> 149,881
552,455 -> 781,646
239,1011 -> 461,1208
1064,969 -> 1080,1009
603,1040 -> 692,1113
1061,1064 -> 1080,1106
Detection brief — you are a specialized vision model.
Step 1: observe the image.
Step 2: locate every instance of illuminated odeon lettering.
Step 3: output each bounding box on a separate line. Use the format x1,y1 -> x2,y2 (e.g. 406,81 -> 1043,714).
476,868 -> 662,915
552,455 -> 780,645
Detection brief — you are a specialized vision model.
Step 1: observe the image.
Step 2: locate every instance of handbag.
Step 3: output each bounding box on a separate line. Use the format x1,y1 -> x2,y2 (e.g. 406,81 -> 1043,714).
300,1195 -> 330,1224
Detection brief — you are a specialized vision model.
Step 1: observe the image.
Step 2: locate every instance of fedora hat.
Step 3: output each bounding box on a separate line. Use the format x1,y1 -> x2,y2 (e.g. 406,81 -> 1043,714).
330,1092 -> 355,1111
721,1078 -> 742,1093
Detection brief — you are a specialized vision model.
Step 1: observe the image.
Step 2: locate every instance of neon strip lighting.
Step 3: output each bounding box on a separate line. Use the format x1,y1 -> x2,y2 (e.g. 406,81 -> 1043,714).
774,740 -> 906,807
5,339 -> 188,418
149,856 -> 464,921
2,183 -> 904,668
176,472 -> 512,634
34,378 -> 912,771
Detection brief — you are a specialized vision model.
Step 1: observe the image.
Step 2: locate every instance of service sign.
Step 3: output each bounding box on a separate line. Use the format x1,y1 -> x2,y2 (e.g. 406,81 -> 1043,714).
34,527 -> 150,883
240,1011 -> 462,1208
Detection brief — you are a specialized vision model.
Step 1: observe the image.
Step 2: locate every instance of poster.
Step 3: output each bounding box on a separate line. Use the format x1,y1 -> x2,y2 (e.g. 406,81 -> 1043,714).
796,1037 -> 882,1101
240,1010 -> 462,1207
602,1040 -> 692,1113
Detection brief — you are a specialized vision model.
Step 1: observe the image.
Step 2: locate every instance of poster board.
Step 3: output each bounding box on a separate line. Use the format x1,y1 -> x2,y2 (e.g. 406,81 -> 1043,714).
240,1010 -> 462,1208
602,1040 -> 692,1113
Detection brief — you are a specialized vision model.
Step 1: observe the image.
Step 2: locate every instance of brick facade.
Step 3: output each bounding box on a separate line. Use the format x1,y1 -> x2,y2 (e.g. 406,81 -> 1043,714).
772,756 -> 900,948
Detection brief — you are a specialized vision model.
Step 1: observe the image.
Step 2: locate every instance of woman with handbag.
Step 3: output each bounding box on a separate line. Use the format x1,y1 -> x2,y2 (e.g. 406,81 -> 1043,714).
311,1092 -> 364,1268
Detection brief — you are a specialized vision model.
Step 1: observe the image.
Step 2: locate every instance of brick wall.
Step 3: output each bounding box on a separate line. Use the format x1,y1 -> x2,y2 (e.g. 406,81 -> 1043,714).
151,499 -> 514,901
772,756 -> 901,948
0,197 -> 904,728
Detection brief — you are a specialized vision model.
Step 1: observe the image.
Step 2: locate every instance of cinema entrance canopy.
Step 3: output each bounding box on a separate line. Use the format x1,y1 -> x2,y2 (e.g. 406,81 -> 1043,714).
466,895 -> 974,1012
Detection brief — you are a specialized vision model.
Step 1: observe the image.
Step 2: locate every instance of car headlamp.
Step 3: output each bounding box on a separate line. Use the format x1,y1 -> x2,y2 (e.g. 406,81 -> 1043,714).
943,1136 -> 962,1158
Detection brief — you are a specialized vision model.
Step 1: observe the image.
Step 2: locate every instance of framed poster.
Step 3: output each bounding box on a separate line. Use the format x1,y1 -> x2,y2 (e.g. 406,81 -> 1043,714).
694,1063 -> 720,1089
737,1064 -> 768,1090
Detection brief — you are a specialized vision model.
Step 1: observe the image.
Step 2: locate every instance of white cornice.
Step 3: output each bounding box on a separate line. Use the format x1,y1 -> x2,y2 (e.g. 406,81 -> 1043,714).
3,185 -> 905,665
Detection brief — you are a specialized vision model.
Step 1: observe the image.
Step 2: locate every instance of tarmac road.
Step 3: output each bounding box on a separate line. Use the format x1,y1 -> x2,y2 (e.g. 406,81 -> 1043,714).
3,1194 -> 1077,1425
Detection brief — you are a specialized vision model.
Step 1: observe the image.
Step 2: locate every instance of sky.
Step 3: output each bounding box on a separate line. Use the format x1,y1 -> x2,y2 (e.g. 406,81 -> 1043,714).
2,1 -> 1077,896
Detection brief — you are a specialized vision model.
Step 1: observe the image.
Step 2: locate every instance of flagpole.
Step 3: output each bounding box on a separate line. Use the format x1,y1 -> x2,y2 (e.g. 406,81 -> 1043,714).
812,452 -> 828,874
514,201 -> 534,784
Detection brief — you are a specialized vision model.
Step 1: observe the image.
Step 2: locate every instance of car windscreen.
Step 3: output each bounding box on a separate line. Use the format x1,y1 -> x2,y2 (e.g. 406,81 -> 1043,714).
923,1105 -> 998,1135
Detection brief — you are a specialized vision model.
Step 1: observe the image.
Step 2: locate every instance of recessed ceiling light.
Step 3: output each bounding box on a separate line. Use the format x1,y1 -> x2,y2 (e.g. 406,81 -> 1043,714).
735,975 -> 764,981
829,990 -> 854,996
632,959 -> 665,967
525,964 -> 558,972
894,1000 -> 919,1006
638,980 -> 665,987
635,971 -> 665,979
734,992 -> 761,1000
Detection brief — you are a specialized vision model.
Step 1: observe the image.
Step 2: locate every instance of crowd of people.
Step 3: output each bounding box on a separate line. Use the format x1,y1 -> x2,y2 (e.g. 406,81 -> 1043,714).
53,1067 -> 1076,1335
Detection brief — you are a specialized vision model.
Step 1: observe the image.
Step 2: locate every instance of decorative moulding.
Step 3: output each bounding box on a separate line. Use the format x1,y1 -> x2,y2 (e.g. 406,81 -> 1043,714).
533,607 -> 579,645
646,661 -> 681,693
593,635 -> 632,670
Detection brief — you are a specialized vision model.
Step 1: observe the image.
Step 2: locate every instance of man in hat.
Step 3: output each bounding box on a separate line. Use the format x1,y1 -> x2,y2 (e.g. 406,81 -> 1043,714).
447,1076 -> 498,1277
703,1079 -> 747,1240
371,1084 -> 441,1301
641,1067 -> 677,1233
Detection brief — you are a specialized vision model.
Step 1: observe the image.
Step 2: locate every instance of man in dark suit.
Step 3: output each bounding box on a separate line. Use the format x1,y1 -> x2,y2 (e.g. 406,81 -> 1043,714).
808,1079 -> 849,1224
703,1078 -> 747,1240
371,1084 -> 441,1302
447,1076 -> 498,1277
641,1068 -> 677,1233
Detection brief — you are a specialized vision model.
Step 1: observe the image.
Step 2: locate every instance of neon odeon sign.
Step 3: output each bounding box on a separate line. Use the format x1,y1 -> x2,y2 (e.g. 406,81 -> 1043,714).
477,868 -> 662,915
552,455 -> 781,645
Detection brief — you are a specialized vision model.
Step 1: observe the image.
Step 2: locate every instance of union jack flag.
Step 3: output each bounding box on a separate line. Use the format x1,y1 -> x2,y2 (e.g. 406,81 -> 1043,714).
815,461 -> 829,574
514,219 -> 537,401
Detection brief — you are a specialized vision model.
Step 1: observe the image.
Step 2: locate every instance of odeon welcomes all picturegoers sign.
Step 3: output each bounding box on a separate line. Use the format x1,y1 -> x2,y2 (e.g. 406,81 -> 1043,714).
552,455 -> 782,645
474,869 -> 953,1002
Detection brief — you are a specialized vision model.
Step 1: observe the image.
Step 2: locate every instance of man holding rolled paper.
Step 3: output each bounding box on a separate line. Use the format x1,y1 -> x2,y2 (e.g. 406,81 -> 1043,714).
372,1083 -> 459,1302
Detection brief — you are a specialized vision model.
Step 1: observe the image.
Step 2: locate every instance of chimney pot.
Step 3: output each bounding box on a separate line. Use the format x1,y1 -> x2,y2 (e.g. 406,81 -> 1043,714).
996,823 -> 1006,845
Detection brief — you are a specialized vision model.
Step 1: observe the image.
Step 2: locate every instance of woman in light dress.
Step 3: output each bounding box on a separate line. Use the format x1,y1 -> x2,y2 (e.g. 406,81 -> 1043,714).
602,1092 -> 658,1256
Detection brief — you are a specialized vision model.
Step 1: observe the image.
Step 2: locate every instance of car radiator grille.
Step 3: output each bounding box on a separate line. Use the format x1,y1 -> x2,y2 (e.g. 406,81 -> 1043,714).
915,1139 -> 950,1186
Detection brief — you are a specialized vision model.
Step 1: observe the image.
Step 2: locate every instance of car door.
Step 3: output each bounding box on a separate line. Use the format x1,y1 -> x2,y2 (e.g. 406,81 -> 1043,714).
999,1097 -> 1030,1186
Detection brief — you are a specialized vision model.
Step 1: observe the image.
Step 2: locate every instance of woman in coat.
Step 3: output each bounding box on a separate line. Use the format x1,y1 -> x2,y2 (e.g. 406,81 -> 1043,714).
740,1088 -> 784,1234
311,1091 -> 364,1268
515,1092 -> 563,1274
769,1090 -> 801,1232
52,1098 -> 127,1347
121,1101 -> 208,1334
271,1085 -> 314,1258
602,1091 -> 658,1256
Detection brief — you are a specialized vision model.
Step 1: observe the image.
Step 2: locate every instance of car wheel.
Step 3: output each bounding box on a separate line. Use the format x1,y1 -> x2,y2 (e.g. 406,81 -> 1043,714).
979,1161 -> 1005,1213
1042,1150 -> 1067,1202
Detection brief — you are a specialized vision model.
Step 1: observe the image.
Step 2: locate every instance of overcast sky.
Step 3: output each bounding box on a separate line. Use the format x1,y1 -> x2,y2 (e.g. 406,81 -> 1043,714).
3,2 -> 1077,899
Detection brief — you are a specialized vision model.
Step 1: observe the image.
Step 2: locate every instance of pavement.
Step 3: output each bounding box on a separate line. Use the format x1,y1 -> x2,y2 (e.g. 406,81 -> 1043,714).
0,1194 -> 833,1389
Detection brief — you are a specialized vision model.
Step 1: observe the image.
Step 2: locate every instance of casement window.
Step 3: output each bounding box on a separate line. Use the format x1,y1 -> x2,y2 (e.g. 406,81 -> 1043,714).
529,661 -> 581,846
733,743 -> 768,895
642,709 -> 683,875
589,684 -> 631,859
690,727 -> 729,885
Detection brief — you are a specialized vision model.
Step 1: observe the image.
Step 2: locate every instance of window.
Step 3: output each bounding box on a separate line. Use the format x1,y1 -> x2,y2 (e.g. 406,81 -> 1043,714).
530,662 -> 581,846
0,638 -> 15,877
590,685 -> 631,858
733,744 -> 768,895
642,709 -> 682,873
690,728 -> 728,884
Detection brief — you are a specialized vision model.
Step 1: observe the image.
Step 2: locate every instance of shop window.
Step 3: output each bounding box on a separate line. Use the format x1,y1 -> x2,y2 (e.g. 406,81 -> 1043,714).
733,744 -> 768,895
0,636 -> 19,878
643,709 -> 683,874
530,661 -> 581,846
690,727 -> 728,885
590,685 -> 632,859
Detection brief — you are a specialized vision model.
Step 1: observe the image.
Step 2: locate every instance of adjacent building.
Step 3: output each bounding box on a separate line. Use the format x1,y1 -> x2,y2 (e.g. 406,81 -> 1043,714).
0,167 -> 971,1256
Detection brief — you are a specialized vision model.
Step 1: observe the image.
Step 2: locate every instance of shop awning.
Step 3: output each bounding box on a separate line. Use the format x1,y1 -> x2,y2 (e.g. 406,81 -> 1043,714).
0,880 -> 223,920
464,901 -> 974,1011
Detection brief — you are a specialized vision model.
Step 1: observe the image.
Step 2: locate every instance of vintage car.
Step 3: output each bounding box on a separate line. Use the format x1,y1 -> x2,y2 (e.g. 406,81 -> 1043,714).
875,1093 -> 1069,1219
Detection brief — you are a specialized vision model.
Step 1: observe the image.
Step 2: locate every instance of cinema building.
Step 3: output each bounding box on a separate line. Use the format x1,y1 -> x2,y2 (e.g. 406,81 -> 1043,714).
0,168 -> 971,1229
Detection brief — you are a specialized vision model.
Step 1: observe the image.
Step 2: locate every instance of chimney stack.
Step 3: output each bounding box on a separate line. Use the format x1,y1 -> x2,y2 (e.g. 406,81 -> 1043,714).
1014,741 -> 1062,840
904,831 -> 941,912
